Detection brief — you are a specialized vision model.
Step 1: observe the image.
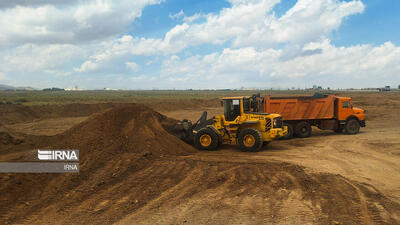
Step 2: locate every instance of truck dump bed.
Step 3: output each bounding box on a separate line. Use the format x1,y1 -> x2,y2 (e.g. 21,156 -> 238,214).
263,94 -> 336,120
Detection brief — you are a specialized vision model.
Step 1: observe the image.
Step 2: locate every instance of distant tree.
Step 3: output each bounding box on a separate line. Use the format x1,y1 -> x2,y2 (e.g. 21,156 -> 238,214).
42,87 -> 65,91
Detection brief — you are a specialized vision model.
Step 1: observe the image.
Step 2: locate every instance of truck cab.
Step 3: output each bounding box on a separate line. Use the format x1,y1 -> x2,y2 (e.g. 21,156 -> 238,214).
336,97 -> 366,129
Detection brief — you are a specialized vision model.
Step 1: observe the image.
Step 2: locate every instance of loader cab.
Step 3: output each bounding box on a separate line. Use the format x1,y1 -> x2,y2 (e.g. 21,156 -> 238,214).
223,98 -> 242,121
222,96 -> 262,121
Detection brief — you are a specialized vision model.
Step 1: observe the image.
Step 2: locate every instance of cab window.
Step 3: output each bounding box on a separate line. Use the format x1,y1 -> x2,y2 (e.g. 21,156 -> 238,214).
243,98 -> 250,112
342,101 -> 350,108
224,99 -> 241,121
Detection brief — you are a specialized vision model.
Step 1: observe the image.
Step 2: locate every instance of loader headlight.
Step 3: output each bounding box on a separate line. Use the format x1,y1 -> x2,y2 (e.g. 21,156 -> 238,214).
273,117 -> 283,128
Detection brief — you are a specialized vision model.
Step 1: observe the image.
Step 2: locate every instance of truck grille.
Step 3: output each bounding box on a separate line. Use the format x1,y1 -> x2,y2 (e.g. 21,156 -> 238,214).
266,119 -> 271,131
273,117 -> 283,128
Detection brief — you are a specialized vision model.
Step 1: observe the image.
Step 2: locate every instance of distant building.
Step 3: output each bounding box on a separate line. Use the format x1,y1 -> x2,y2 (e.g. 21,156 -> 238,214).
65,86 -> 81,91
379,86 -> 391,92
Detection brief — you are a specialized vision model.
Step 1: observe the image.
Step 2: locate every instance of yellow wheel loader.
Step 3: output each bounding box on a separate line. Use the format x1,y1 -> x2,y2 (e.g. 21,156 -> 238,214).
177,96 -> 287,152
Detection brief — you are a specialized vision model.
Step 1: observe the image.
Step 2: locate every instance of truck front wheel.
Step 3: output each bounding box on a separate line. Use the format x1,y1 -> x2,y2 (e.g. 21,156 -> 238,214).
295,122 -> 312,138
345,119 -> 360,135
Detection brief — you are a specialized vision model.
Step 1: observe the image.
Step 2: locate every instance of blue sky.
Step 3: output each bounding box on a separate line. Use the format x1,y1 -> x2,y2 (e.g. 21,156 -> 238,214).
0,0 -> 399,90
333,0 -> 400,46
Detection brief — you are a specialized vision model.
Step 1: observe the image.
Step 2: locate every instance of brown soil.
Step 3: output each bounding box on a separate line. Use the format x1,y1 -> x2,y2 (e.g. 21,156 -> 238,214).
0,92 -> 400,224
4,117 -> 88,136
0,104 -> 196,224
0,103 -> 116,125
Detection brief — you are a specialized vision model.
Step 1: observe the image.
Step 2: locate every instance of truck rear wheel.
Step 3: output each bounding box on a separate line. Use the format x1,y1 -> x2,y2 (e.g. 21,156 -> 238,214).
194,128 -> 219,150
238,128 -> 263,152
345,119 -> 360,135
295,122 -> 312,138
281,123 -> 294,139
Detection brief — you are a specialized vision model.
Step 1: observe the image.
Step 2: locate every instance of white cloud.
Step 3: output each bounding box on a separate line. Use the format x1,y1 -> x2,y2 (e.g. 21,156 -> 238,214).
0,72 -> 6,80
2,44 -> 85,72
0,0 -> 162,45
76,0 -> 364,69
183,13 -> 203,23
74,25 -> 190,72
263,0 -> 365,45
0,1 -> 81,9
160,40 -> 400,88
75,61 -> 98,73
125,62 -> 140,72
154,0 -> 364,49
169,9 -> 184,20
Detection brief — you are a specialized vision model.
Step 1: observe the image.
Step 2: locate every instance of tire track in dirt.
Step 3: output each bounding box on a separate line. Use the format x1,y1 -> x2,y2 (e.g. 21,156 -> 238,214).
116,158 -> 400,225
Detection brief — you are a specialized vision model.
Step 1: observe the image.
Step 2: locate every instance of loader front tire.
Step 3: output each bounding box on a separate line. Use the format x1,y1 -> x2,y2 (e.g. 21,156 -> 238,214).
194,128 -> 219,150
238,128 -> 263,152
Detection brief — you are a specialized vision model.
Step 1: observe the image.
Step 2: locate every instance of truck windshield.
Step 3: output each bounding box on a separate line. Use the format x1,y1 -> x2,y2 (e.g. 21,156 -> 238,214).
224,99 -> 241,121
342,101 -> 350,108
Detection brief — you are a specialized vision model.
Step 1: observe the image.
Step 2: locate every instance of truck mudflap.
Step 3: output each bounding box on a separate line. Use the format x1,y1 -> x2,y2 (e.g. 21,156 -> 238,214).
360,120 -> 366,127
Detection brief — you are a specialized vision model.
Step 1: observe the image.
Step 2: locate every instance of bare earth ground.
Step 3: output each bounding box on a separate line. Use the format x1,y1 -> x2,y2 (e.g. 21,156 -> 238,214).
0,91 -> 399,224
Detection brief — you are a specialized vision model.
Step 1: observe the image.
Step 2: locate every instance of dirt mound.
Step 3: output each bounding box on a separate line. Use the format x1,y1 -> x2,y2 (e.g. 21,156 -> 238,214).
0,104 -> 199,224
54,104 -> 195,157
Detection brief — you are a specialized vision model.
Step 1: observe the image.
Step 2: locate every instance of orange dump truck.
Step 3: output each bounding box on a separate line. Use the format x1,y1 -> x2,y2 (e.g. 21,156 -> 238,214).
262,93 -> 366,138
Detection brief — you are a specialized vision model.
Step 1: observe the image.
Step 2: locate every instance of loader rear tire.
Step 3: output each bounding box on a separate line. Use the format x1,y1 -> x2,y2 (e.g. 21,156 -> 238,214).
295,121 -> 312,138
194,128 -> 219,150
238,128 -> 263,152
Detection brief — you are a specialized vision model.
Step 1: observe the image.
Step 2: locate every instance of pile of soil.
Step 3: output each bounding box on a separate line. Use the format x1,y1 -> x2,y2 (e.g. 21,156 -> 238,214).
55,103 -> 195,157
0,104 -> 196,224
